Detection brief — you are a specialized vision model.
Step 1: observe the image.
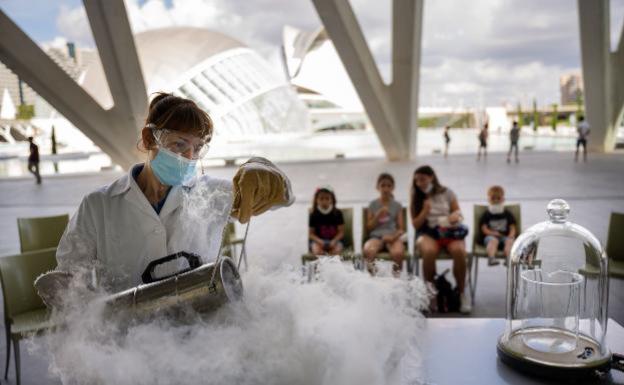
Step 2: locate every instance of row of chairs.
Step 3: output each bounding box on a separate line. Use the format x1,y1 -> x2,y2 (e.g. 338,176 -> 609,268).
0,214 -> 69,385
2,211 -> 624,384
302,207 -> 624,298
0,214 -> 249,385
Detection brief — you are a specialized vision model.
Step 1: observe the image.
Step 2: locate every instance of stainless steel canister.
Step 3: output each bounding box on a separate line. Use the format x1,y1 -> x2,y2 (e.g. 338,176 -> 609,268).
102,252 -> 243,322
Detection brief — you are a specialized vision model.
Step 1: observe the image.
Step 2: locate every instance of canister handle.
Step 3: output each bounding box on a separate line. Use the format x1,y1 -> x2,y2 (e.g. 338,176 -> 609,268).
141,251 -> 202,284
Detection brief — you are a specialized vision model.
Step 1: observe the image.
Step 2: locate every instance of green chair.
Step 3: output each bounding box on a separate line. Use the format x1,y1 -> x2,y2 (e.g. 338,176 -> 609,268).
469,204 -> 521,300
17,214 -> 69,253
606,212 -> 624,279
361,207 -> 412,272
0,247 -> 57,385
302,208 -> 354,264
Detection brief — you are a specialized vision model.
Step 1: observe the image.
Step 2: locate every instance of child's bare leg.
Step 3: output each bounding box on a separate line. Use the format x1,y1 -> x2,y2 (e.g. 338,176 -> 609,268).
330,242 -> 344,255
447,240 -> 467,294
504,238 -> 514,259
363,238 -> 383,274
389,239 -> 405,274
486,237 -> 501,266
311,242 -> 325,255
419,236 -> 439,283
486,238 -> 499,258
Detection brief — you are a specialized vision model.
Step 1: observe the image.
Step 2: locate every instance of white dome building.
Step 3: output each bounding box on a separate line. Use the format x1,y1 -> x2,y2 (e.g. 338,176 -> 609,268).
83,27 -> 309,138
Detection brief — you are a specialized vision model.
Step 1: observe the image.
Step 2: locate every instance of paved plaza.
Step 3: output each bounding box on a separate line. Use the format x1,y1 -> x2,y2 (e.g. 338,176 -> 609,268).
0,150 -> 623,384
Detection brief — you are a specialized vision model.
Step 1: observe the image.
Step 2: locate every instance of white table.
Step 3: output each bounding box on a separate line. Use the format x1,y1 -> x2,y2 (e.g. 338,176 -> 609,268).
421,318 -> 624,384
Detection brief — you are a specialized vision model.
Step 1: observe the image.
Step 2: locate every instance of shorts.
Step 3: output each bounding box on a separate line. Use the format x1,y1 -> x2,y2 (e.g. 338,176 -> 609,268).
415,231 -> 459,250
479,139 -> 487,148
309,240 -> 343,252
483,235 -> 509,250
577,138 -> 587,148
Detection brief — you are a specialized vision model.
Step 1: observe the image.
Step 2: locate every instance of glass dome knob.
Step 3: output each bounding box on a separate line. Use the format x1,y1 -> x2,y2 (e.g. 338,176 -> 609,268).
547,199 -> 570,223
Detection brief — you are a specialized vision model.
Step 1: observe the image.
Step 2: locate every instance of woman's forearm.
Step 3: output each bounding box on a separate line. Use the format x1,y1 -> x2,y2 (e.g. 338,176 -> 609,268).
412,211 -> 427,229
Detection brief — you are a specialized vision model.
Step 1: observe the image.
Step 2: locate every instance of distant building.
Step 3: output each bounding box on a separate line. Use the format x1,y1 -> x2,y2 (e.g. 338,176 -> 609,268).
1,27 -> 308,152
0,41 -> 95,120
560,72 -> 583,106
83,27 -> 309,138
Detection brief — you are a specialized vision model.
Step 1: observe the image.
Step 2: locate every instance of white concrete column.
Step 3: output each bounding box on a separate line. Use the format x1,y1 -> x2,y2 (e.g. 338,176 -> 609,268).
0,0 -> 147,169
311,0 -> 424,160
578,0 -> 624,152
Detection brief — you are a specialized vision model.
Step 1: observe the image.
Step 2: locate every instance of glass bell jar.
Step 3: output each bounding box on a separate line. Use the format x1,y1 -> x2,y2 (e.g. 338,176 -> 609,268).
497,199 -> 614,380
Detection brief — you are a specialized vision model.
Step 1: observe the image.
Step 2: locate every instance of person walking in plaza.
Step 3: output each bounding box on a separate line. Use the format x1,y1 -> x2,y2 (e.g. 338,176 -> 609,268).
410,165 -> 471,313
477,123 -> 488,161
27,136 -> 41,184
443,125 -> 451,158
507,121 -> 520,163
575,116 -> 590,162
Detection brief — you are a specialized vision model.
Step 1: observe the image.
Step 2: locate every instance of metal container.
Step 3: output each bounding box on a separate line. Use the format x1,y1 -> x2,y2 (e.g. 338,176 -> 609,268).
102,252 -> 243,322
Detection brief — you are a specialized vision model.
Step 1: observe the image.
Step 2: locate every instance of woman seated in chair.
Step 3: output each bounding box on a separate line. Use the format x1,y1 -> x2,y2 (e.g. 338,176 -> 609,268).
363,173 -> 405,275
309,186 -> 344,255
410,165 -> 471,313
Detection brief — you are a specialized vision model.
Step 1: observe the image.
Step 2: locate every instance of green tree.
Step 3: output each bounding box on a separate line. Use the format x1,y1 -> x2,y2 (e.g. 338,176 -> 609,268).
51,126 -> 59,173
551,103 -> 558,132
532,98 -> 538,132
575,90 -> 584,121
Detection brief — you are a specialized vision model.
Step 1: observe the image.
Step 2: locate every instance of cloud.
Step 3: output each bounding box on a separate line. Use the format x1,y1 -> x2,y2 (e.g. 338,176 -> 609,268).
419,58 -> 567,107
49,0 -> 624,107
55,4 -> 94,47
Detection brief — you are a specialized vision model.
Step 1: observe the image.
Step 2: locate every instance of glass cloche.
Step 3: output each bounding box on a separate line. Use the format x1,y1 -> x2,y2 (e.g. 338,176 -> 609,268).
497,199 -> 612,380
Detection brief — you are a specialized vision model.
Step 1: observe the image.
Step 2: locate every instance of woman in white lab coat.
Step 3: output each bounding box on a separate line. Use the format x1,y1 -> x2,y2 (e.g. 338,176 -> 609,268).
48,93 -> 293,294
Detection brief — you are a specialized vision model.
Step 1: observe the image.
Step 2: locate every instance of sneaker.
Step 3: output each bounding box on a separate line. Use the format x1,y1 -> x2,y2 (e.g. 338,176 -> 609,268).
488,257 -> 500,266
460,292 -> 472,314
366,261 -> 378,276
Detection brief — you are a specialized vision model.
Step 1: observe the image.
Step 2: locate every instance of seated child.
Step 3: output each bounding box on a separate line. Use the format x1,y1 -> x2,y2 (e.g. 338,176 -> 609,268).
309,186 -> 344,255
479,185 -> 517,266
363,173 -> 405,275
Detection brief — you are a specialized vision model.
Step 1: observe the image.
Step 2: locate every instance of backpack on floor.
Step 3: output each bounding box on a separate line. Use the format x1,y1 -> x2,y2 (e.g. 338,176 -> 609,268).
434,269 -> 460,313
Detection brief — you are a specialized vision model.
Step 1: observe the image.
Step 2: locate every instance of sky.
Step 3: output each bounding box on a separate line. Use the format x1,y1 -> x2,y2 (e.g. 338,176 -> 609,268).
1,0 -> 623,108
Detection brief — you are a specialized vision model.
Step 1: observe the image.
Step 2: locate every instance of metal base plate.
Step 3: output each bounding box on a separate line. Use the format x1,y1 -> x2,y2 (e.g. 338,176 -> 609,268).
498,328 -> 612,381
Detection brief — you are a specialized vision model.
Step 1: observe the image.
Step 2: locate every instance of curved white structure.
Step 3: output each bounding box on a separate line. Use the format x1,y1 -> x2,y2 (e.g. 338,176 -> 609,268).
283,25 -> 362,111
83,27 -> 309,138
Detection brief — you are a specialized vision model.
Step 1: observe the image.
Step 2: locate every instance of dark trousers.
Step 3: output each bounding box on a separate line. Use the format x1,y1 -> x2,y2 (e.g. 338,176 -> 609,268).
507,141 -> 519,160
28,161 -> 41,184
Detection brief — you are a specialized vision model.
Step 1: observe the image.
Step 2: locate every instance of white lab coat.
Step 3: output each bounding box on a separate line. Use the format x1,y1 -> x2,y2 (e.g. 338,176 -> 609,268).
56,164 -> 233,292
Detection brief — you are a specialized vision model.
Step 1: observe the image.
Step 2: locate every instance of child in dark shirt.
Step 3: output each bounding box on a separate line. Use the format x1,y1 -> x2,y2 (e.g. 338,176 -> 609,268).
480,185 -> 517,266
309,186 -> 345,255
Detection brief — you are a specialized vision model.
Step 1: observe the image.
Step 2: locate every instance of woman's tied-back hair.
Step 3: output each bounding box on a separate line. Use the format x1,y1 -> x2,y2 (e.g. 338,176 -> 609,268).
312,186 -> 337,214
145,92 -> 213,141
410,165 -> 446,221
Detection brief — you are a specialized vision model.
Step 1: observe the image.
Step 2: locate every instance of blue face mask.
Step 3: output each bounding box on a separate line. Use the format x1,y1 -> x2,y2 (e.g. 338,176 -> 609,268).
150,147 -> 197,186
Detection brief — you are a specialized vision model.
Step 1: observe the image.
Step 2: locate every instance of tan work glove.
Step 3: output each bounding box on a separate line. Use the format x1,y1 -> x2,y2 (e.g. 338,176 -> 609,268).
232,157 -> 294,224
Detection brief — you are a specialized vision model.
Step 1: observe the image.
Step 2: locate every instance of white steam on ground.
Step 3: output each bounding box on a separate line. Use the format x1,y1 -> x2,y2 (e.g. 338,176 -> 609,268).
30,260 -> 428,385
28,176 -> 430,385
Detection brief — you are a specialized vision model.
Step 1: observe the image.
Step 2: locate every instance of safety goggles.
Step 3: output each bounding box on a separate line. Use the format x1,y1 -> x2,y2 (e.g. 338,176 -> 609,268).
150,126 -> 210,160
